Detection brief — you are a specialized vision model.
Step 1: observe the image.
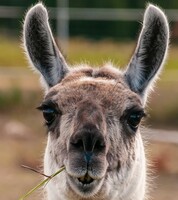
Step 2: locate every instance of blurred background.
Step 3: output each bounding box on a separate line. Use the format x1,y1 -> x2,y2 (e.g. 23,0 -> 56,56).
0,0 -> 178,200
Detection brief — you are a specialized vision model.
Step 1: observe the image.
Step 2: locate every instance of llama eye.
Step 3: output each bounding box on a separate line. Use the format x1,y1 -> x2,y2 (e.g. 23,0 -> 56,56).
42,108 -> 57,125
37,101 -> 61,126
127,111 -> 145,131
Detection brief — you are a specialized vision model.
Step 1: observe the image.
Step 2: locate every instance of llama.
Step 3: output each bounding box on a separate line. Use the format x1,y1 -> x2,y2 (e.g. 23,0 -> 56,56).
23,3 -> 169,200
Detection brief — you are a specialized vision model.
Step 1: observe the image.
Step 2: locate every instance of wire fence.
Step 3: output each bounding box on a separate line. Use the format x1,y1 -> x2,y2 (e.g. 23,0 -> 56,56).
1,5 -> 178,49
1,6 -> 178,20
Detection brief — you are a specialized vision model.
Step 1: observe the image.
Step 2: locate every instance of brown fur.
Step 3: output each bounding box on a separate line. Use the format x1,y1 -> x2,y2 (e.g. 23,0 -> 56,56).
23,3 -> 169,200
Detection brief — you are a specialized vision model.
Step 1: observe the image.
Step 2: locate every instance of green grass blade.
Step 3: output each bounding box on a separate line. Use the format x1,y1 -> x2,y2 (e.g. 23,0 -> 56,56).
18,166 -> 65,200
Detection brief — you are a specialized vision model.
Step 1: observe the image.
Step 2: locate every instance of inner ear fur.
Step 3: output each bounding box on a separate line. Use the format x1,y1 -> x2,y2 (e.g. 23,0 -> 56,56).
125,4 -> 169,97
23,3 -> 69,88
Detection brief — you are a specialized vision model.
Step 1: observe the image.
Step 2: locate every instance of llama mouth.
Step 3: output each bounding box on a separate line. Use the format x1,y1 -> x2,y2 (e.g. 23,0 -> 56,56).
77,173 -> 94,185
67,172 -> 104,196
68,173 -> 97,188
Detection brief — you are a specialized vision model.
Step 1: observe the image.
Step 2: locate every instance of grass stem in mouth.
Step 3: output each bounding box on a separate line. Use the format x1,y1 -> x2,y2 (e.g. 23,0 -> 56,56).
18,166 -> 65,200
21,165 -> 51,178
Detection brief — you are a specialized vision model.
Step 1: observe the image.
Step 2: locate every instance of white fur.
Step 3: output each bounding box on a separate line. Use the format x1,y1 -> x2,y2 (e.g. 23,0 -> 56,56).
44,133 -> 146,200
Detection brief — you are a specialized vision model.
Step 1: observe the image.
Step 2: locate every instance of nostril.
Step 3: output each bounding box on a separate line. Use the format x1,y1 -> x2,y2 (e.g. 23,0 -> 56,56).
95,139 -> 106,151
70,139 -> 83,150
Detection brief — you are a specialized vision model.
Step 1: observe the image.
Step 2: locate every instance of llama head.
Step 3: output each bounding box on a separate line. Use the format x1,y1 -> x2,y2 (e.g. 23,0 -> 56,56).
23,3 -> 169,200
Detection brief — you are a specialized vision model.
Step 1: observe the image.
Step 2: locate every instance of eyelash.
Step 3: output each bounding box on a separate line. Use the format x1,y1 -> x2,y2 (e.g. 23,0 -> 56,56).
37,102 -> 61,127
121,108 -> 146,132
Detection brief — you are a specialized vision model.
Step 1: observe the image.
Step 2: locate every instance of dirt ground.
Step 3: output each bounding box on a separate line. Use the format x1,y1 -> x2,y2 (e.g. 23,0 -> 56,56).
0,116 -> 178,200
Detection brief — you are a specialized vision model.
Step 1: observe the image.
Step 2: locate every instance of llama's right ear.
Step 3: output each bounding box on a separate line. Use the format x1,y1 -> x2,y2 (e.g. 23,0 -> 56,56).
23,3 -> 69,88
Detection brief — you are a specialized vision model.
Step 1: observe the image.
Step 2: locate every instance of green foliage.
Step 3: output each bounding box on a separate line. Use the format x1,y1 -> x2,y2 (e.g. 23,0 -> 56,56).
0,0 -> 56,7
0,36 -> 26,67
1,0 -> 178,40
69,0 -> 128,8
0,88 -> 22,109
70,20 -> 139,40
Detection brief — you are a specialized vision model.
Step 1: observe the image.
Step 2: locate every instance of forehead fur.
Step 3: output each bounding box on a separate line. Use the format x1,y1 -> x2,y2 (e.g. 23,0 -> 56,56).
44,65 -> 142,113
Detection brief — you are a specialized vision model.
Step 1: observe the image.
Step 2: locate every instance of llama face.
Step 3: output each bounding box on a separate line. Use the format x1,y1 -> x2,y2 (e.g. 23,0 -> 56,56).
39,67 -> 144,197
23,3 -> 169,200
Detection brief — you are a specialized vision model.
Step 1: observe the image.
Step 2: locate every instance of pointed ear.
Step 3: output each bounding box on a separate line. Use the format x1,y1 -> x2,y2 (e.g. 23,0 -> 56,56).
125,4 -> 169,98
23,3 -> 69,88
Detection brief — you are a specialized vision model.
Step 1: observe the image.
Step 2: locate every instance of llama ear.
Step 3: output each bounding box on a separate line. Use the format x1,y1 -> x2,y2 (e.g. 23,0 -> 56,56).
23,3 -> 69,88
125,4 -> 169,97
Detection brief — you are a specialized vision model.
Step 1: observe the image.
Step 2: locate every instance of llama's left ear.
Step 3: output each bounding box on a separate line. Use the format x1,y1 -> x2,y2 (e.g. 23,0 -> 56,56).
23,3 -> 69,88
125,4 -> 169,98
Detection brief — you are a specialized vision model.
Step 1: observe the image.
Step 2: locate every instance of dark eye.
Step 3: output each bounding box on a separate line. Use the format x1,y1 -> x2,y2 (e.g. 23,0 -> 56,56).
43,108 -> 57,125
37,101 -> 60,126
127,111 -> 145,131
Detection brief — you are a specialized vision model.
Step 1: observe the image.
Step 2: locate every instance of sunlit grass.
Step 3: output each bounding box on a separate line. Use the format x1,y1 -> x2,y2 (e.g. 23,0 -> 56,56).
0,35 -> 178,71
0,36 -> 27,67
67,38 -> 133,67
0,35 -> 177,128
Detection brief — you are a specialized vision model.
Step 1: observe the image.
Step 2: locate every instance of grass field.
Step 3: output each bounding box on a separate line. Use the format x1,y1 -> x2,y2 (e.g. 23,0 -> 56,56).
0,35 -> 178,128
0,35 -> 178,70
0,36 -> 136,67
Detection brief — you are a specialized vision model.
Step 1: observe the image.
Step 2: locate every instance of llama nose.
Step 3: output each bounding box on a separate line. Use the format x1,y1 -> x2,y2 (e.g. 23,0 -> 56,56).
70,128 -> 106,160
84,151 -> 93,163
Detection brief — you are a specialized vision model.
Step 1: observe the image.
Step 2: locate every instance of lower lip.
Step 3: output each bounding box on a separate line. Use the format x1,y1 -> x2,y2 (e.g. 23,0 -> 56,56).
68,174 -> 99,191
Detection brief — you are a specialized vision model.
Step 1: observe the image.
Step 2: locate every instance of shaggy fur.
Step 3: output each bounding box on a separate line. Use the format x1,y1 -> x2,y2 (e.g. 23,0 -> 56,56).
23,3 -> 169,200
